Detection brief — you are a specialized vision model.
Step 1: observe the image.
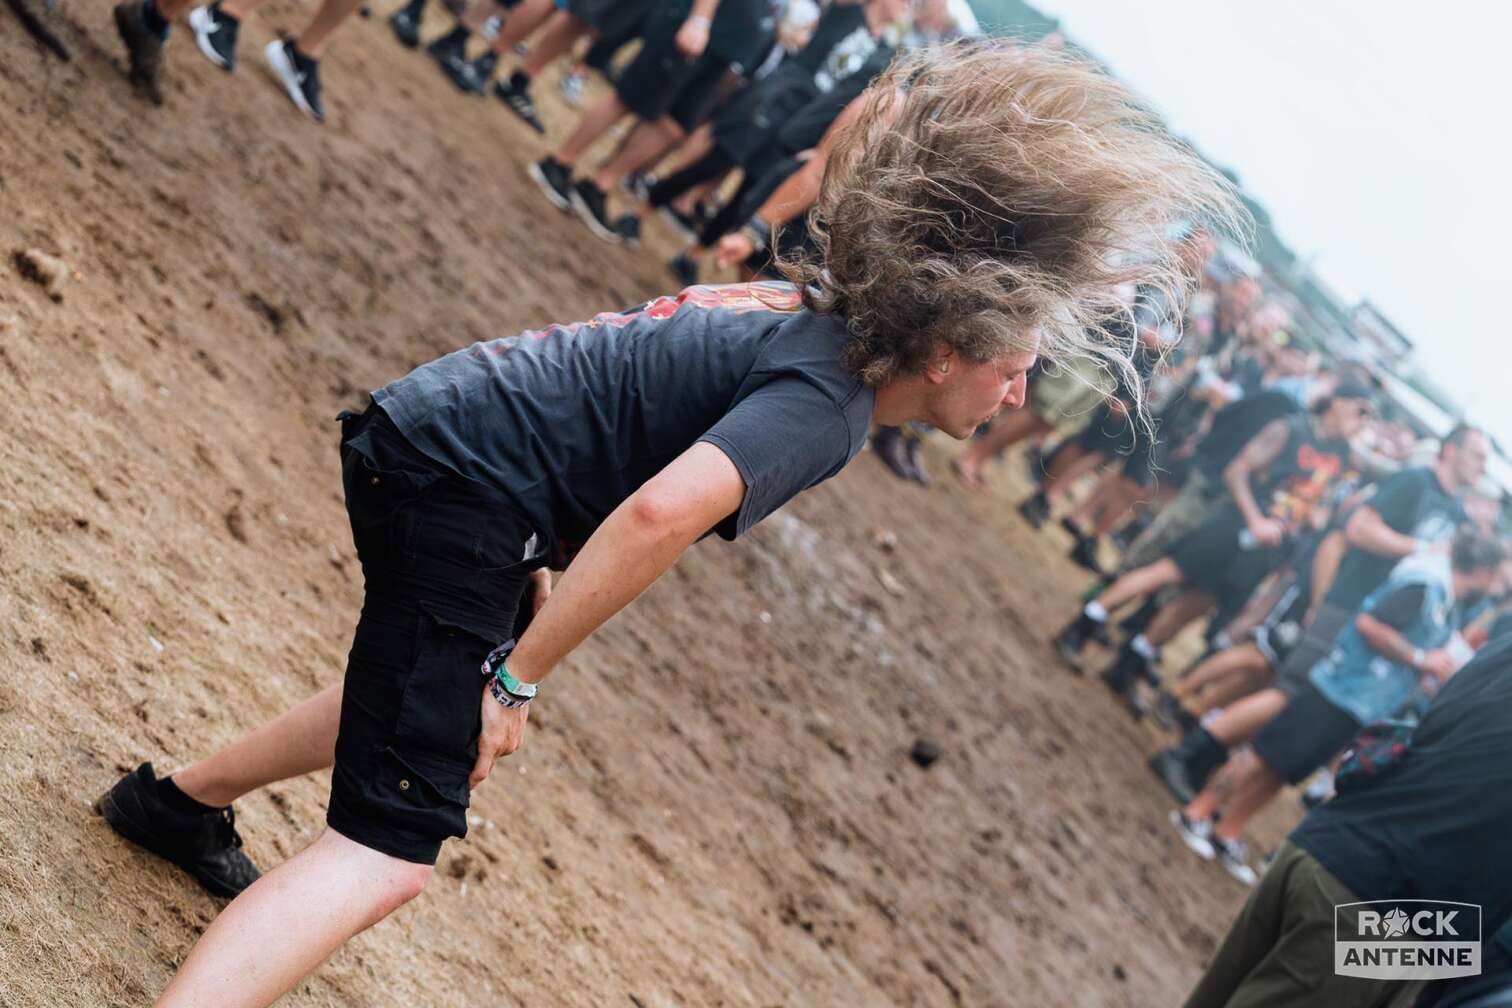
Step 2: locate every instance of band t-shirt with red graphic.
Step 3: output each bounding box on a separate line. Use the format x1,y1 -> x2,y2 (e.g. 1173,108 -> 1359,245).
373,283 -> 874,562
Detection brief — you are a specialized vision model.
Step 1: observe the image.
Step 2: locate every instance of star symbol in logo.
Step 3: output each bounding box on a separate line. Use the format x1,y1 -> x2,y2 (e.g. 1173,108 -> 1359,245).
1383,907 -> 1411,938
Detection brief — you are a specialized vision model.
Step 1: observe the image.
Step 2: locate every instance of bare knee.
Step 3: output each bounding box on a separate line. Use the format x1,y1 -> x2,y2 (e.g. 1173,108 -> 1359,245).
374,860 -> 433,916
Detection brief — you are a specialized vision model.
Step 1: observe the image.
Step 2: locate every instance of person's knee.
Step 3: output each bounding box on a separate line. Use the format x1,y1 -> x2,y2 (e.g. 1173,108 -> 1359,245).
376,859 -> 433,914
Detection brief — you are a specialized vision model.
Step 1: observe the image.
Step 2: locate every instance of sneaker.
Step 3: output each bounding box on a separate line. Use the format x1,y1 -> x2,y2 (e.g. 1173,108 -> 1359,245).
188,2 -> 238,71
1299,769 -> 1335,810
1213,837 -> 1258,886
527,156 -> 573,212
1168,809 -> 1215,860
264,39 -> 324,122
1148,747 -> 1202,805
389,5 -> 420,47
668,251 -> 700,288
493,77 -> 545,133
425,26 -> 465,64
96,762 -> 261,898
621,171 -> 653,202
659,205 -> 701,244
903,435 -> 931,487
568,179 -> 619,243
113,0 -> 167,105
558,69 -> 586,107
1153,689 -> 1197,734
1067,534 -> 1104,576
1052,611 -> 1102,673
9,0 -> 73,59
613,213 -> 641,249
437,49 -> 489,94
870,427 -> 915,484
1017,492 -> 1050,529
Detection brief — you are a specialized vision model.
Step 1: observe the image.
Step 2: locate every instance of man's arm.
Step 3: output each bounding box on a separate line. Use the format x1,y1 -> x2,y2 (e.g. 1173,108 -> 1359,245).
1223,417 -> 1289,547
676,0 -> 719,57
1356,609 -> 1454,686
1344,504 -> 1422,560
469,441 -> 745,785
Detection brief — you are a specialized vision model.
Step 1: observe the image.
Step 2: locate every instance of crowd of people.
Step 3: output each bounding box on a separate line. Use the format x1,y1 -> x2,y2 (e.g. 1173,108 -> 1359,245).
9,0 -> 1510,1003
870,231 -> 1512,1004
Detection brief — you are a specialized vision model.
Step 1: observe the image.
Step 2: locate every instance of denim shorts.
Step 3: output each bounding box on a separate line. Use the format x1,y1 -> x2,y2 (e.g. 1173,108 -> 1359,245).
325,404 -> 541,864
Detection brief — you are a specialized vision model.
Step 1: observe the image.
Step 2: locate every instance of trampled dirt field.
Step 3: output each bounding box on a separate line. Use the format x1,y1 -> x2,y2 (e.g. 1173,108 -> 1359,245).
2,9 -> 1291,1005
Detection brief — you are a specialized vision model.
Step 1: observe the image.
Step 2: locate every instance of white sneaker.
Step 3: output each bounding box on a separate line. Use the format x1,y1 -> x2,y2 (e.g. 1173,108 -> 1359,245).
1214,837 -> 1258,886
1170,809 -> 1215,860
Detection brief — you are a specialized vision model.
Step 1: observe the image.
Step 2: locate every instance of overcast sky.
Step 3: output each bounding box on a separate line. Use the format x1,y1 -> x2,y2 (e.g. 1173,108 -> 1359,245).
1032,0 -> 1512,442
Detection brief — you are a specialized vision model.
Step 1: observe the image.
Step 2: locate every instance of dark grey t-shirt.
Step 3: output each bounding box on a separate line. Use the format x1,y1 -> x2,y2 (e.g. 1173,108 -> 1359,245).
373,283 -> 874,562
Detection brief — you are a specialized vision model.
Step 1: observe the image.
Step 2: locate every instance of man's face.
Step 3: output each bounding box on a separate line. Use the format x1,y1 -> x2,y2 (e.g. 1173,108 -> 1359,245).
926,347 -> 1038,439
1446,431 -> 1490,490
1324,397 -> 1373,442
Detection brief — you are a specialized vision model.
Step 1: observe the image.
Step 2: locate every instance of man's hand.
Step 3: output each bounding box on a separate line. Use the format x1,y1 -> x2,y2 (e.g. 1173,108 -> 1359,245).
675,16 -> 709,57
530,568 -> 552,615
470,688 -> 530,788
1247,516 -> 1286,548
1417,649 -> 1456,691
714,232 -> 754,270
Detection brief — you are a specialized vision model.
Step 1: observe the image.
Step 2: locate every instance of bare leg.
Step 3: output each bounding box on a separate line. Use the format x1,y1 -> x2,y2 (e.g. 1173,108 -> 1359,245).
1143,588 -> 1216,648
953,410 -> 1050,487
1174,642 -> 1265,703
1205,687 -> 1289,748
1209,749 -> 1284,842
155,829 -> 431,1008
1090,476 -> 1146,536
219,0 -> 260,20
593,117 -> 681,191
294,0 -> 364,58
1184,751 -> 1243,822
1092,557 -> 1184,612
481,0 -> 550,42
553,91 -> 630,166
1041,445 -> 1101,505
172,683 -> 342,808
507,9 -> 587,65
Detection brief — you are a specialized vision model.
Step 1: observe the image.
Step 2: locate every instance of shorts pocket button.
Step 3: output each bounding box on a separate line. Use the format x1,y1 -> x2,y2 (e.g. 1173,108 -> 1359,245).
370,476 -> 381,486
398,778 -> 411,791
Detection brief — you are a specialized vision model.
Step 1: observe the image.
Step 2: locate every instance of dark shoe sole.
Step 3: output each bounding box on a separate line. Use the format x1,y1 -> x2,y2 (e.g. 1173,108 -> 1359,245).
526,162 -> 571,213
95,787 -> 246,899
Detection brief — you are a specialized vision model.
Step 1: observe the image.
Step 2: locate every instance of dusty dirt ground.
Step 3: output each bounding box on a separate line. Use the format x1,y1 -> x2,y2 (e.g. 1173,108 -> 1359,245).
2,7 -> 1295,1005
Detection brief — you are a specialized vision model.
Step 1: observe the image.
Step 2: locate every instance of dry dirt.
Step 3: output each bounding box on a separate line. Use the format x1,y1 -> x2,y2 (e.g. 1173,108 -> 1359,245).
2,8 -> 1292,1005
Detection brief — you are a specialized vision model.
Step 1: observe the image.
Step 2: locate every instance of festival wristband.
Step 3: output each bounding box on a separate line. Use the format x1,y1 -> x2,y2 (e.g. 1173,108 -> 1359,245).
685,14 -> 711,27
481,640 -> 537,706
742,218 -> 771,253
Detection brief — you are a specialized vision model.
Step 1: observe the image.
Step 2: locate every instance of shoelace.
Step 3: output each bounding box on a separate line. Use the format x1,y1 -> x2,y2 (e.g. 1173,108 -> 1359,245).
214,806 -> 245,849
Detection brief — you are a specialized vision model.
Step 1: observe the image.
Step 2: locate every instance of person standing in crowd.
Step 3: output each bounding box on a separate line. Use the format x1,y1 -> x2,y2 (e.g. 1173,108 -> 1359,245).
1182,628 -> 1512,1007
114,0 -> 361,119
93,45 -> 1244,1007
1171,527 -> 1505,885
1151,425 -> 1490,800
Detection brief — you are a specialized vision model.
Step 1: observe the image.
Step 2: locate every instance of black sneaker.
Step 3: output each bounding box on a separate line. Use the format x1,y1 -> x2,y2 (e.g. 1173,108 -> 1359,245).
658,206 -> 700,244
1100,645 -> 1152,716
1168,808 -> 1215,860
96,762 -> 261,898
1067,534 -> 1104,576
1213,836 -> 1258,886
527,156 -> 573,212
113,0 -> 167,105
613,213 -> 641,249
568,179 -> 619,242
1152,689 -> 1197,733
187,2 -> 238,71
870,426 -> 915,484
425,25 -> 465,64
7,0 -> 72,60
1148,747 -> 1202,805
1017,492 -> 1050,529
1052,611 -> 1102,673
389,5 -> 420,47
903,436 -> 931,487
437,48 -> 488,94
493,77 -> 544,133
622,171 -> 652,202
265,39 -> 324,122
668,251 -> 700,288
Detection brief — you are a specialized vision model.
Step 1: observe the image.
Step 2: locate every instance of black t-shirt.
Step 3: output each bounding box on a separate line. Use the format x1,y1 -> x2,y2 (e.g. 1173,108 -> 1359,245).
1325,467 -> 1466,609
1193,390 -> 1302,479
374,283 -> 875,559
1290,634 -> 1512,936
790,1 -> 868,76
1247,416 -> 1351,530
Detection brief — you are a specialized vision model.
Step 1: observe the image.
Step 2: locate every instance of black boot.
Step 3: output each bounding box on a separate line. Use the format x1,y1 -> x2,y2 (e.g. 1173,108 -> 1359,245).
1153,689 -> 1199,733
1017,490 -> 1050,529
1052,610 -> 1104,673
1100,643 -> 1153,716
1147,726 -> 1228,804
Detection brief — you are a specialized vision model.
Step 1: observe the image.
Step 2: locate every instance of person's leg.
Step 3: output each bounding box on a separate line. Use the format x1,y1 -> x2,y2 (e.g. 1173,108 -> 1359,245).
953,409 -> 1050,486
1090,476 -> 1145,536
552,90 -> 629,166
1172,641 -> 1262,703
1205,686 -> 1290,748
155,829 -> 431,1008
1093,557 -> 1184,612
592,117 -> 681,191
486,0 -> 550,43
1143,588 -> 1215,648
171,683 -> 342,807
505,7 -> 585,64
1208,748 -> 1284,843
293,0 -> 363,58
1041,445 -> 1102,505
1192,650 -> 1274,714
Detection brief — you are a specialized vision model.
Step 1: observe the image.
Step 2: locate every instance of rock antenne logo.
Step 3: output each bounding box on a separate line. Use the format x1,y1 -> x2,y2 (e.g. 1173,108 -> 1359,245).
1336,900 -> 1481,981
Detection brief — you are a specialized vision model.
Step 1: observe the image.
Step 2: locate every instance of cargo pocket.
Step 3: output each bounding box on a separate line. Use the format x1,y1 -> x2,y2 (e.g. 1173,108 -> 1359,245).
393,603 -> 496,761
364,745 -> 472,843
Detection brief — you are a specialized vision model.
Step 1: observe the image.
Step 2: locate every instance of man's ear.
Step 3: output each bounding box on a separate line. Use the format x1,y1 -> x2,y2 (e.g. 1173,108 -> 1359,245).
926,345 -> 955,385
